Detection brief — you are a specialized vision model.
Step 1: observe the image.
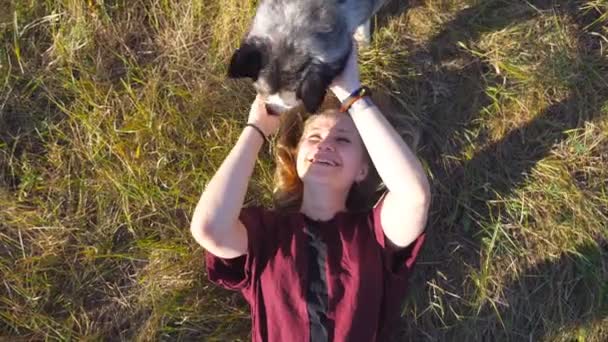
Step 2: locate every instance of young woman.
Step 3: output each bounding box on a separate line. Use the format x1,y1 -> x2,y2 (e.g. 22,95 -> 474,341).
191,47 -> 431,341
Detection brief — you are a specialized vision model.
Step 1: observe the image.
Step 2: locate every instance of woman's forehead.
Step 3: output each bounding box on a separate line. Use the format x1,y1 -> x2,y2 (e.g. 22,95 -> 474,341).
304,113 -> 355,132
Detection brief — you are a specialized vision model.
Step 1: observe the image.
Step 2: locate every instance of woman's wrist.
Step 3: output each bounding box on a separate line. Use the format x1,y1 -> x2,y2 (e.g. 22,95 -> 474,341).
244,122 -> 268,144
337,85 -> 373,113
330,82 -> 361,103
348,96 -> 374,113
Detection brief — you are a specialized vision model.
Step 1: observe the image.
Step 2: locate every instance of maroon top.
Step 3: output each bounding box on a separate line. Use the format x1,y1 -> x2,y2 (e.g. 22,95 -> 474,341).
205,195 -> 426,341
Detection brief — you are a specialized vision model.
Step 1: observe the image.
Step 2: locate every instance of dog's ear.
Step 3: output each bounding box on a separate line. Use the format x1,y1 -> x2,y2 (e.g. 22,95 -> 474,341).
228,42 -> 265,80
296,63 -> 333,113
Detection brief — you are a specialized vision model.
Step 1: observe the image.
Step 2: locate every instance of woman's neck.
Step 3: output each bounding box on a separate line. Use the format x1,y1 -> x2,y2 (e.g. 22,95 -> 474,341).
299,184 -> 348,221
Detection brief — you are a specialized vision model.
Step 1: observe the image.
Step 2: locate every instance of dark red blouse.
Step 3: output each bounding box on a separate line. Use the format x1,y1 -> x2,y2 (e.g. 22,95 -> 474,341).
205,195 -> 426,341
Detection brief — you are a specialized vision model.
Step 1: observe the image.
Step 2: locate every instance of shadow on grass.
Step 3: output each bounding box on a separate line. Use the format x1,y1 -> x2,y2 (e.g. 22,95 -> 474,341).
382,0 -> 608,340
406,238 -> 608,341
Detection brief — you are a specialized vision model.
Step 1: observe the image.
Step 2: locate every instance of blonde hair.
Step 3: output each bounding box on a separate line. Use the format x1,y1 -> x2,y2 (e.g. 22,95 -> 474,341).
271,93 -> 420,213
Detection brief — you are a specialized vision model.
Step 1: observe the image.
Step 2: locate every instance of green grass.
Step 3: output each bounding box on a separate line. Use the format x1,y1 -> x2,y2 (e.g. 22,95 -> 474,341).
1,0 -> 607,340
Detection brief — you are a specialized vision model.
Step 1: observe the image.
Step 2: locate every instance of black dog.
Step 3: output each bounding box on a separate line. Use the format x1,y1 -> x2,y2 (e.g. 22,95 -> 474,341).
228,0 -> 388,114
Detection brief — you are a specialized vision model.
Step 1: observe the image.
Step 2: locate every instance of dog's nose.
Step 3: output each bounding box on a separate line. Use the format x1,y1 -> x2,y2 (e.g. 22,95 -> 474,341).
265,103 -> 279,116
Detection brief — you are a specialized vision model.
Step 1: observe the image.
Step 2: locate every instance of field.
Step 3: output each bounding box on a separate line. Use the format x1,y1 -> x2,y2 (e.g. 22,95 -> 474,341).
1,0 -> 607,340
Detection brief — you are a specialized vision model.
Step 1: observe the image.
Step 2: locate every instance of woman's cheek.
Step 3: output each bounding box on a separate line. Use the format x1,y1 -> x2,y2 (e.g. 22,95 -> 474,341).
296,146 -> 310,176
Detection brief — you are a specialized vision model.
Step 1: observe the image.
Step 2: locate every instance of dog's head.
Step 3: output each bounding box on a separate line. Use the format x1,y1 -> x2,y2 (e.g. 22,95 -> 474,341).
227,2 -> 352,114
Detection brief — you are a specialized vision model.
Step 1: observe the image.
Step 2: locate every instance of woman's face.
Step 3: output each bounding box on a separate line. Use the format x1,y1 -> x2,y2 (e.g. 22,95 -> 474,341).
296,112 -> 369,190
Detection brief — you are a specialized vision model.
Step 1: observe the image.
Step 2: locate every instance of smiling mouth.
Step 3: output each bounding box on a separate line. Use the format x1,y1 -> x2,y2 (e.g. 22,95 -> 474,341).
309,158 -> 340,167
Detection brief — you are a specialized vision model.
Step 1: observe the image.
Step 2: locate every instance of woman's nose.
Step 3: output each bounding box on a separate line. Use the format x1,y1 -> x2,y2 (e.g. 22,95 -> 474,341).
317,138 -> 335,151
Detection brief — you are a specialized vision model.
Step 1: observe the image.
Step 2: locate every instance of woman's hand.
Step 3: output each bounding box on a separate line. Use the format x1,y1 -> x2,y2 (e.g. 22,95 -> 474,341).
329,43 -> 362,102
247,95 -> 281,137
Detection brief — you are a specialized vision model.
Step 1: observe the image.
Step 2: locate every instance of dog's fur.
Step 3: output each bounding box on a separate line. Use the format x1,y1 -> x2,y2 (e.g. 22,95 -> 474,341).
228,0 -> 388,113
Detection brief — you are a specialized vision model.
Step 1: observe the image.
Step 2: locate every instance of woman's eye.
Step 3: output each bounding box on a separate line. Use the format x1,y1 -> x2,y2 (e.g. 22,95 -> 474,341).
308,134 -> 321,140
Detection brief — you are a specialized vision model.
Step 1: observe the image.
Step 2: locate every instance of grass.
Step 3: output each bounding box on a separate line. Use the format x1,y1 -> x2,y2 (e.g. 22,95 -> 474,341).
1,0 -> 607,340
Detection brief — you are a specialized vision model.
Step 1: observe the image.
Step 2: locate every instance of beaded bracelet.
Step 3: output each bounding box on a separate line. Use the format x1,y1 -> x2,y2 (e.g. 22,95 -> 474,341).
339,86 -> 372,113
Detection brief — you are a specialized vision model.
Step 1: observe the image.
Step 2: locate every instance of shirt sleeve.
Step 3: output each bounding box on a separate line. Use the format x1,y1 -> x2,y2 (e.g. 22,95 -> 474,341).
370,192 -> 426,277
204,206 -> 269,291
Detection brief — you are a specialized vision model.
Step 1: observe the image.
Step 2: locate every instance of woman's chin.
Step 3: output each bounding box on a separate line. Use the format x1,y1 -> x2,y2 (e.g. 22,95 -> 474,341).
300,173 -> 351,190
300,168 -> 336,181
